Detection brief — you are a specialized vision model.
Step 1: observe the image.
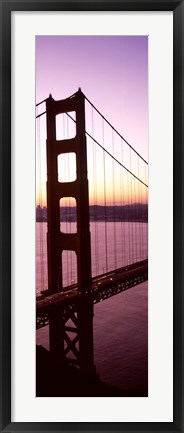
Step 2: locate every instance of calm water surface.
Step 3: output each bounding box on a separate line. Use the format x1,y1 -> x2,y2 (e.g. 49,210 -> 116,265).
36,222 -> 148,393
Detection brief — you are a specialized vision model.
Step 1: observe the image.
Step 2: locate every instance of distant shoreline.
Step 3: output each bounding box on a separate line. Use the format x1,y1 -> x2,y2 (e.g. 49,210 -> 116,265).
36,203 -> 148,223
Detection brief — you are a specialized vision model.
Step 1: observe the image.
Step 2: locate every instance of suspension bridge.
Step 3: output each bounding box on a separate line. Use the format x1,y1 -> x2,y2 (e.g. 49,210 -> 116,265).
36,88 -> 148,382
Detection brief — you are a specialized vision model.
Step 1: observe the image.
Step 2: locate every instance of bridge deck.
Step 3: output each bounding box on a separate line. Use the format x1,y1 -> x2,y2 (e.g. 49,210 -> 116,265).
36,259 -> 148,314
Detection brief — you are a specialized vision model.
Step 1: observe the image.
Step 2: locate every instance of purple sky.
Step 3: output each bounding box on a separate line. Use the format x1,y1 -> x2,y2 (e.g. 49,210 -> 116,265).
36,36 -> 148,161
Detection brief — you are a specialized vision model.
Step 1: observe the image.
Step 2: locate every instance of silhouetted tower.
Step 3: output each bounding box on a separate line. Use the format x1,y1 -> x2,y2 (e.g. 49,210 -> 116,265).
46,89 -> 95,377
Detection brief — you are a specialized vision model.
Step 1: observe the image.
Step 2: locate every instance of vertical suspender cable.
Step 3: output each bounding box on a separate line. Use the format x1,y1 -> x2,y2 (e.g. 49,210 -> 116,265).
121,139 -> 125,267
127,169 -> 130,266
112,129 -> 117,269
135,157 -> 139,262
102,118 -> 108,272
141,173 -> 143,261
145,162 -> 148,261
138,157 -> 141,261
134,176 -> 137,264
140,174 -> 143,260
92,106 -> 99,276
120,139 -> 123,267
130,147 -> 133,264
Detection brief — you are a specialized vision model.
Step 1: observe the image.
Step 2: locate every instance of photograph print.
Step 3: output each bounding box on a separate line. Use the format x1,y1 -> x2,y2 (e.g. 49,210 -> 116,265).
36,35 -> 148,397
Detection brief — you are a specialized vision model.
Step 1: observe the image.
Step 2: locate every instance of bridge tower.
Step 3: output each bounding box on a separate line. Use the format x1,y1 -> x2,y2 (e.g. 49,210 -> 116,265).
46,89 -> 95,377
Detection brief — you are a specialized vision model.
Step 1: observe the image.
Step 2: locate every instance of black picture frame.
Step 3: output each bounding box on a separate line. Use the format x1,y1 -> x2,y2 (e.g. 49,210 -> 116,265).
0,0 -> 183,431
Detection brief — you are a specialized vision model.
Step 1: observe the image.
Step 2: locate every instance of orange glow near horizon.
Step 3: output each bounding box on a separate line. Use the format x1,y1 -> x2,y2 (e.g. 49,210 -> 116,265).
36,183 -> 148,208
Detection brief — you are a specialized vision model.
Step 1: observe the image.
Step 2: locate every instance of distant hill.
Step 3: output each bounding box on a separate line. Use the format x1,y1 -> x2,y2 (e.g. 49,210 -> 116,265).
36,204 -> 148,223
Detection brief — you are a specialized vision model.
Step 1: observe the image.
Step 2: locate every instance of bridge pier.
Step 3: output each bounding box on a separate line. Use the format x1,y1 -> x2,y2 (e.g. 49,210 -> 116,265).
49,297 -> 96,379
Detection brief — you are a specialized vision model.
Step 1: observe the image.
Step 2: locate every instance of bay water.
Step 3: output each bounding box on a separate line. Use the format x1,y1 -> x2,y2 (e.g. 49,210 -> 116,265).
36,222 -> 148,393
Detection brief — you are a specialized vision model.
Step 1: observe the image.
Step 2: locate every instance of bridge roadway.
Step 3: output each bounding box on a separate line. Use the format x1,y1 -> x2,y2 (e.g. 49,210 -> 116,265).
36,259 -> 148,329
